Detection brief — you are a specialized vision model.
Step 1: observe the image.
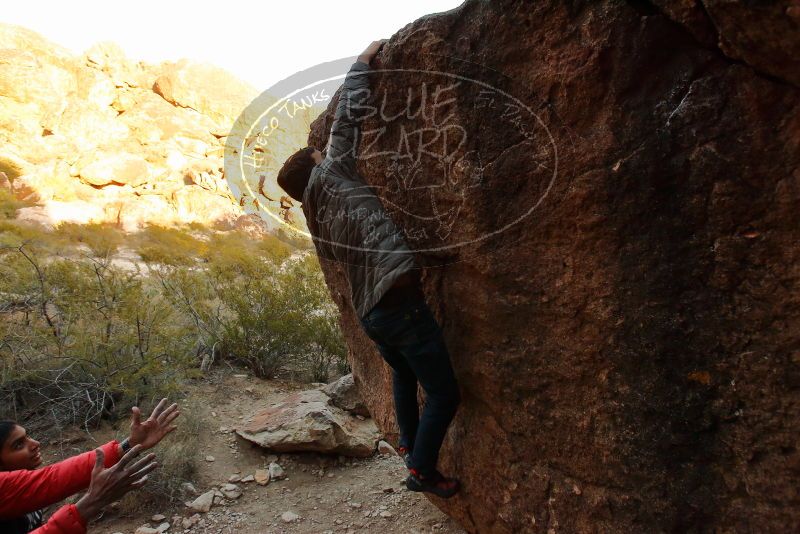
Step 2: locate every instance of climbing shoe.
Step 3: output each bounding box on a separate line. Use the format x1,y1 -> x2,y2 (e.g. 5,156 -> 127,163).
406,469 -> 461,498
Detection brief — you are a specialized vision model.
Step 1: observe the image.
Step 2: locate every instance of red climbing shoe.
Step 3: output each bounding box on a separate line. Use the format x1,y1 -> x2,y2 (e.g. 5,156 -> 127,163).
406,469 -> 461,498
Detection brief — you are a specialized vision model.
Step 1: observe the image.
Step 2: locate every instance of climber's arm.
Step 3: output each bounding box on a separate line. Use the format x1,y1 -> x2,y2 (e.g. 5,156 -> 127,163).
325,62 -> 372,163
0,441 -> 122,518
326,40 -> 387,163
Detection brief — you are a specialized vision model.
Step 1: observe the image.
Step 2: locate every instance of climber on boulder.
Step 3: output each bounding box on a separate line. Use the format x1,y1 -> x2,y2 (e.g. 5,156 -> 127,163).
277,39 -> 462,499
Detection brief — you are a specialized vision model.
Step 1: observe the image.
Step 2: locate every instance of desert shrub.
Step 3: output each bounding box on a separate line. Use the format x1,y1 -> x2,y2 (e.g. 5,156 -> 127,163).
133,225 -> 208,266
150,264 -> 227,372
136,224 -> 341,379
0,242 -> 198,429
280,254 -> 347,382
213,257 -> 300,378
0,220 -> 49,249
213,253 -> 345,380
1,216 -> 346,431
53,222 -> 123,258
200,229 -> 291,270
0,189 -> 34,219
152,248 -> 346,381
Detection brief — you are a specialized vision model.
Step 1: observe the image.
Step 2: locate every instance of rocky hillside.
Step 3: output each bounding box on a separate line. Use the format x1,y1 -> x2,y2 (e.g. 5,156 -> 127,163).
308,1 -> 800,533
0,24 -> 311,231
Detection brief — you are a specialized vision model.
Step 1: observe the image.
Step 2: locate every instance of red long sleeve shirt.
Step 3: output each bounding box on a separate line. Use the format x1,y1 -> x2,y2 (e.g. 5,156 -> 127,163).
0,440 -> 122,534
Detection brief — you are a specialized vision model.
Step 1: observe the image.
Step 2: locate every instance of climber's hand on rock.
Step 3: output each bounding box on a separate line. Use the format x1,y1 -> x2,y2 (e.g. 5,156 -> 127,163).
358,39 -> 388,65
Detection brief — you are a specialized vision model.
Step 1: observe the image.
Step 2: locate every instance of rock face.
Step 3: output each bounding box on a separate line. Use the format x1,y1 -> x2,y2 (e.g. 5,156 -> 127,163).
237,389 -> 379,457
0,23 -> 306,231
153,59 -> 257,126
307,1 -> 800,532
323,374 -> 370,417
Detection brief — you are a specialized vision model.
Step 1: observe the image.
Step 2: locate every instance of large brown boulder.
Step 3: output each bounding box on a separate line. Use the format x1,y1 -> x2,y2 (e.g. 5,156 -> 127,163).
307,1 -> 800,532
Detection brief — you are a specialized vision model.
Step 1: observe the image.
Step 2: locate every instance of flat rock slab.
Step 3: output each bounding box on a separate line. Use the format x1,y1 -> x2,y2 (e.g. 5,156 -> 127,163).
237,389 -> 379,457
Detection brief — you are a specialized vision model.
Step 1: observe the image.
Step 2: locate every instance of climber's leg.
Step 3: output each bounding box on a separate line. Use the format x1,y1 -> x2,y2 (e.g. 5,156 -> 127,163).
373,342 -> 419,452
396,306 -> 460,478
359,292 -> 460,480
359,299 -> 423,454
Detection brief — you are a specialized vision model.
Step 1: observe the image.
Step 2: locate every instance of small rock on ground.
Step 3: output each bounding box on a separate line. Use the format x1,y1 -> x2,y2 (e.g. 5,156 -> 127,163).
188,490 -> 215,513
281,511 -> 300,523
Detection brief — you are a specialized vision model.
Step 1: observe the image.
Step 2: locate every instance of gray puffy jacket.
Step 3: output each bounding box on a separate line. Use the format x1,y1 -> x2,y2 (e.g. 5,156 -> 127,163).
302,60 -> 418,319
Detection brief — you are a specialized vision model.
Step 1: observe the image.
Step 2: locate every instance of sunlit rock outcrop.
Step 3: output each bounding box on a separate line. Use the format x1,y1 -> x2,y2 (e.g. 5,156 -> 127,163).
0,23 -> 308,231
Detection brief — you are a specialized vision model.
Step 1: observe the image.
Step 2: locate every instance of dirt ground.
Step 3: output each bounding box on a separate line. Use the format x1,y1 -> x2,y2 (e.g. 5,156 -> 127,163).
41,371 -> 466,534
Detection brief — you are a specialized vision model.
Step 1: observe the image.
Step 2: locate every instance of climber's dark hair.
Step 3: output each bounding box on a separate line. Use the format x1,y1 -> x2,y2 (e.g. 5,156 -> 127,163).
277,146 -> 316,203
0,420 -> 17,449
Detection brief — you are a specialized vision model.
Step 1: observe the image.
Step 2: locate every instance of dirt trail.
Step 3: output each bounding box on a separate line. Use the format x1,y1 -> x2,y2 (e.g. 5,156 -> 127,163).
51,371 -> 465,534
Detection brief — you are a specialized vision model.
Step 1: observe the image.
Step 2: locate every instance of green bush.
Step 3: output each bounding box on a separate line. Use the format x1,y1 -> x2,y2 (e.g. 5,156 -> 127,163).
280,254 -> 348,382
0,242 -> 199,428
0,220 -> 346,429
133,225 -> 208,266
0,220 -> 48,249
0,189 -> 34,220
53,222 -> 123,258
201,229 -> 292,269
214,253 -> 346,380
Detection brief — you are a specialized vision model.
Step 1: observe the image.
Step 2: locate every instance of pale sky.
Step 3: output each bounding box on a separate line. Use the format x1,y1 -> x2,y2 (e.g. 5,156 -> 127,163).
3,0 -> 464,90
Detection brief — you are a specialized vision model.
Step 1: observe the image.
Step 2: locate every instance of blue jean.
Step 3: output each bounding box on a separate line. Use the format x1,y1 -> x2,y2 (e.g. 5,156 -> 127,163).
359,292 -> 460,477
